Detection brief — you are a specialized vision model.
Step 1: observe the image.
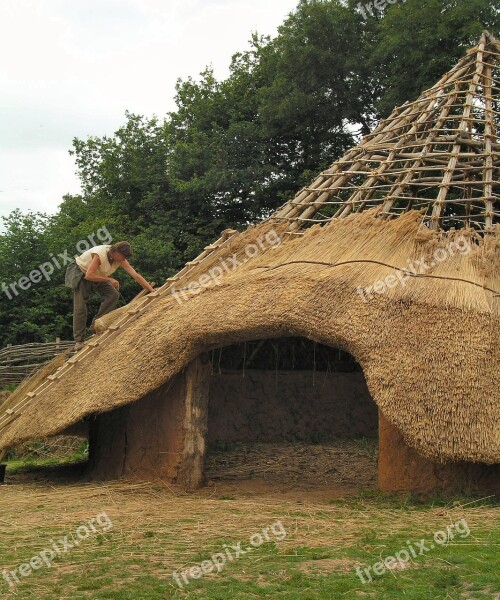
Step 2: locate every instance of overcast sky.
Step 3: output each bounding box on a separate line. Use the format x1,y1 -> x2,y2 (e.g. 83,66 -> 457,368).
0,0 -> 299,223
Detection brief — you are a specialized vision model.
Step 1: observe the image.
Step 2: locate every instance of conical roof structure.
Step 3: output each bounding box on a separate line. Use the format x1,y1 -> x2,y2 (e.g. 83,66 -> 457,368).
0,32 -> 498,465
272,29 -> 499,234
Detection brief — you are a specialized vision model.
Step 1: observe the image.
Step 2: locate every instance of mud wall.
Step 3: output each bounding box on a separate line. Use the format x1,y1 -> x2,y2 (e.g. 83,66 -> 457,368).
207,369 -> 377,443
87,372 -> 186,480
378,413 -> 500,494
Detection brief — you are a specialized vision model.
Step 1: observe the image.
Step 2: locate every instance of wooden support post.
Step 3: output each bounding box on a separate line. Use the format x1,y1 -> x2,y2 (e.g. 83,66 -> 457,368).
87,354 -> 211,488
178,354 -> 211,490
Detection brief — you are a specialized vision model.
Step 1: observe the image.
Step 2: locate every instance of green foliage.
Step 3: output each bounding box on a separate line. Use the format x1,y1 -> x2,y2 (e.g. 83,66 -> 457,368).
259,0 -> 372,162
366,0 -> 500,116
0,210 -> 72,344
1,0 -> 497,345
1,384 -> 16,392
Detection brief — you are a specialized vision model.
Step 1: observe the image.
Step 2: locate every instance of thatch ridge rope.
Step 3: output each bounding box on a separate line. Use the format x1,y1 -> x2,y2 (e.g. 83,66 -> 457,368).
260,260 -> 500,295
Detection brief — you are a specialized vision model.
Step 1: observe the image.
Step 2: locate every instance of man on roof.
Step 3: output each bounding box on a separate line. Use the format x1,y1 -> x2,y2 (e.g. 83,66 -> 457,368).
65,241 -> 155,351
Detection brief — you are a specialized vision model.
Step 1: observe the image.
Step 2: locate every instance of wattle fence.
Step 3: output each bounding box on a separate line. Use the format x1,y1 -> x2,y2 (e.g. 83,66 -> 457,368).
0,340 -> 73,387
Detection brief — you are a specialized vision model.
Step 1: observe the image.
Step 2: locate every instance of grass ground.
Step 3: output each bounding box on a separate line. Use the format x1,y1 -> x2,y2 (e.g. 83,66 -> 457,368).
0,460 -> 498,599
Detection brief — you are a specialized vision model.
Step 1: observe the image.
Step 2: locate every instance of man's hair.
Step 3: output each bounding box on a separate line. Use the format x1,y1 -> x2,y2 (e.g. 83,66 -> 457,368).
110,241 -> 133,259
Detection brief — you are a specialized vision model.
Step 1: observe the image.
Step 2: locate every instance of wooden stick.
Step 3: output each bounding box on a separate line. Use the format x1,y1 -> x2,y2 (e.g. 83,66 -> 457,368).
430,34 -> 487,229
483,57 -> 495,233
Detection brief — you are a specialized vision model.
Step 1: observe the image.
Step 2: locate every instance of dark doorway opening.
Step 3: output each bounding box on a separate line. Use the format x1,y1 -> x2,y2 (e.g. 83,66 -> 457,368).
205,337 -> 378,491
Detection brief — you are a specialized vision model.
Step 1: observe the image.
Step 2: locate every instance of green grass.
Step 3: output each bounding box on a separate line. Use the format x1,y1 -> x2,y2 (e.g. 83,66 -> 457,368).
4,438 -> 88,465
0,469 -> 498,599
4,453 -> 87,473
1,385 -> 17,392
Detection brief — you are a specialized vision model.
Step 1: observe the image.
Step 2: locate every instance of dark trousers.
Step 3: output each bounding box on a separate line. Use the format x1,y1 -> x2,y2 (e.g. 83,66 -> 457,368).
73,278 -> 119,342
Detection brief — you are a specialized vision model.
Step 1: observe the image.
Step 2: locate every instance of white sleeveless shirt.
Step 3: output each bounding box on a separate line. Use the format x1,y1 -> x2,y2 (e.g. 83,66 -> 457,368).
75,245 -> 120,277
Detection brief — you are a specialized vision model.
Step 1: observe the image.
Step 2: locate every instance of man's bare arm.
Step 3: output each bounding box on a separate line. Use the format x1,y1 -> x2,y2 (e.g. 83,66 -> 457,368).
120,260 -> 155,293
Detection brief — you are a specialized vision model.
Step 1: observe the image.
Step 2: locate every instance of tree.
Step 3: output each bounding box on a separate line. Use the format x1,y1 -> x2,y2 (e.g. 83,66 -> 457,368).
366,0 -> 500,116
258,0 -> 375,167
0,211 -> 71,344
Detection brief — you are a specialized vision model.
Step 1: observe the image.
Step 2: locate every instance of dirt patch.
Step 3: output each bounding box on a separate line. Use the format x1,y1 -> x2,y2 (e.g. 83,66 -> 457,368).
460,583 -> 500,599
298,558 -> 361,573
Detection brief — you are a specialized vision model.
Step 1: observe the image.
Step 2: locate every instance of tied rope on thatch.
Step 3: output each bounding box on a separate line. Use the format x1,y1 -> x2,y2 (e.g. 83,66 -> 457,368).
260,260 -> 500,296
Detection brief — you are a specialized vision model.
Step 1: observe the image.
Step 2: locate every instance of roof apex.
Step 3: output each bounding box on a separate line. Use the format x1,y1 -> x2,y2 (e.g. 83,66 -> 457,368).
272,35 -> 500,235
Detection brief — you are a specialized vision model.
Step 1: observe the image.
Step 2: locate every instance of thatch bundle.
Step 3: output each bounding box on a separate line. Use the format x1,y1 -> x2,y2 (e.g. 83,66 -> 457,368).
0,32 -> 498,466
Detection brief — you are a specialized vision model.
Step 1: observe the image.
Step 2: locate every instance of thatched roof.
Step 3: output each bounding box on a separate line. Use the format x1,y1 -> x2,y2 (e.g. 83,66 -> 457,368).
0,32 -> 498,464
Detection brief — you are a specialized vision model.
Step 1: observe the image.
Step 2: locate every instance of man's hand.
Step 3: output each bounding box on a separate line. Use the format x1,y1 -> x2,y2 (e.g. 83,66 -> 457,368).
109,278 -> 120,290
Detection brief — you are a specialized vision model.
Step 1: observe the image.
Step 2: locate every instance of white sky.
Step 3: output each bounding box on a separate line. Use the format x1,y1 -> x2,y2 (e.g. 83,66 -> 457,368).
0,0 -> 299,222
